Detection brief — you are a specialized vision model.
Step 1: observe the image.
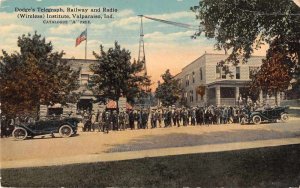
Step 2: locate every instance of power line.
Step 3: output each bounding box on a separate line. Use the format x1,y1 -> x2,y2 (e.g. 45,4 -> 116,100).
141,15 -> 199,30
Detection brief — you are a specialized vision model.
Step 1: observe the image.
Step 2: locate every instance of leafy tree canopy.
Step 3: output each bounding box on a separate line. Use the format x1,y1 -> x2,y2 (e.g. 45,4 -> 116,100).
0,32 -> 79,117
155,69 -> 182,107
90,41 -> 151,104
191,0 -> 300,65
250,53 -> 293,104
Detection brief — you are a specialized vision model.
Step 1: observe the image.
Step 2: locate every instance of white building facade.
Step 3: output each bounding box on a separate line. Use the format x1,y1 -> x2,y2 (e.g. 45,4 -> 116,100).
174,53 -> 277,107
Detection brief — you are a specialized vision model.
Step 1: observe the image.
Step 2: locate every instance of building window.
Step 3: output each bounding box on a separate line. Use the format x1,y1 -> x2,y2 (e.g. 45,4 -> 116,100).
192,72 -> 195,83
190,90 -> 194,102
216,66 -> 227,79
81,74 -> 89,85
178,79 -> 182,87
221,68 -> 226,79
184,92 -> 188,102
249,66 -> 260,79
185,75 -> 190,86
236,67 -> 240,79
200,68 -> 203,80
216,66 -> 221,79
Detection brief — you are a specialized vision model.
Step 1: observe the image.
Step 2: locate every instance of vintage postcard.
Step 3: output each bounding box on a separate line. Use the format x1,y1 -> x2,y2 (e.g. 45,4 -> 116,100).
1,0 -> 299,187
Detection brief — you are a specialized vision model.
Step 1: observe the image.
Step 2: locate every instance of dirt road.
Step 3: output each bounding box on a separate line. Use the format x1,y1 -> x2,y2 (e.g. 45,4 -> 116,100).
1,119 -> 300,168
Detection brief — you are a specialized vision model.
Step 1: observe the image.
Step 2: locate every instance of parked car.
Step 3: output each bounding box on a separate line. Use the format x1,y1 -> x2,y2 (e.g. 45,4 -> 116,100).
12,117 -> 80,140
250,106 -> 289,125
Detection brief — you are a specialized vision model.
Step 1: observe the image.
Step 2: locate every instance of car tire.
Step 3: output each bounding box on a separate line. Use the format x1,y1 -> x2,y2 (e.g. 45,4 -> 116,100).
281,113 -> 289,122
12,127 -> 28,140
59,125 -> 73,138
252,115 -> 261,125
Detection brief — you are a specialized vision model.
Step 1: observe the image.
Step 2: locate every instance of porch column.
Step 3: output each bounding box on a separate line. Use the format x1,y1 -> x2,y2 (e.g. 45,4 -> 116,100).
216,86 -> 221,107
235,87 -> 239,105
203,88 -> 208,106
259,90 -> 263,106
276,92 -> 281,106
266,94 -> 270,105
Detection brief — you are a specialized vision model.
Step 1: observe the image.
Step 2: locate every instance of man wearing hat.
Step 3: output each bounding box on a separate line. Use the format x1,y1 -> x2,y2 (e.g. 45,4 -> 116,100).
103,111 -> 111,133
142,109 -> 149,129
129,110 -> 135,130
112,110 -> 119,130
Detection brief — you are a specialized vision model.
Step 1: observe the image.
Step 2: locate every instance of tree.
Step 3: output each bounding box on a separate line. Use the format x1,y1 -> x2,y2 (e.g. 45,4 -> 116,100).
191,0 -> 300,93
191,0 -> 299,62
250,53 -> 293,105
155,69 -> 182,107
90,42 -> 151,105
0,32 -> 80,118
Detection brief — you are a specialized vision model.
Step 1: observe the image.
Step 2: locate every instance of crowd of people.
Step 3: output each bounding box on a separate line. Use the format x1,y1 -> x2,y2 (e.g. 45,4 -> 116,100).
77,104 -> 254,134
1,104 -> 260,137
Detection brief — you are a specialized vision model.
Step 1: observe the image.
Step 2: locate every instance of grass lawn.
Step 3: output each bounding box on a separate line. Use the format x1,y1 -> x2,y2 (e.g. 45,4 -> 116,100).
1,144 -> 300,187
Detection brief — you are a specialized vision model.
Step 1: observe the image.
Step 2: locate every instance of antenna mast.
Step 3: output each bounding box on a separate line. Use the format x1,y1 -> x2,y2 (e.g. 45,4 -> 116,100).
138,15 -> 147,75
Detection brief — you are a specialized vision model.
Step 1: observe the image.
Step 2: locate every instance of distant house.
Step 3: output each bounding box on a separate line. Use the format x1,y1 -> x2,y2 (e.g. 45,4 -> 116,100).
174,53 -> 282,107
67,59 -> 98,111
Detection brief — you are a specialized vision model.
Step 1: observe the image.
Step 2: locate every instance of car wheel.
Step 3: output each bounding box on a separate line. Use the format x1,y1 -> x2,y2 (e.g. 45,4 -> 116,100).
12,127 -> 28,140
252,115 -> 261,125
281,114 -> 289,122
59,125 -> 73,138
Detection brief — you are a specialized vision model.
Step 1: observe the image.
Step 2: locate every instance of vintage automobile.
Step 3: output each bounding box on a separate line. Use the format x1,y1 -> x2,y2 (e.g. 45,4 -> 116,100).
250,106 -> 289,125
12,117 -> 80,140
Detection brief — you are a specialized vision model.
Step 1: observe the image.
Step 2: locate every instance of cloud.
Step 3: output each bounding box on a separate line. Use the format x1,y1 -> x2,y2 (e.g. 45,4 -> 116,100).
107,10 -> 195,31
49,24 -> 84,35
0,24 -> 34,54
0,24 -> 32,34
116,9 -> 135,17
0,0 -> 6,6
147,11 -> 194,21
0,11 -> 20,25
90,23 -> 107,31
109,16 -> 140,30
144,30 -> 196,43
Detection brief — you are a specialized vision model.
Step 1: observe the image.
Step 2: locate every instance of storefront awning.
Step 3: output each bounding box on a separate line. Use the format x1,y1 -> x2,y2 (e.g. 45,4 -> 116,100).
106,100 -> 133,109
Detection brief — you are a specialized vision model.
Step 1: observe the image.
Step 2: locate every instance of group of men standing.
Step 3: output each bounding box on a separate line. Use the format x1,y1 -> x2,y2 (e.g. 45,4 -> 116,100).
78,105 -> 252,134
0,105 -> 253,137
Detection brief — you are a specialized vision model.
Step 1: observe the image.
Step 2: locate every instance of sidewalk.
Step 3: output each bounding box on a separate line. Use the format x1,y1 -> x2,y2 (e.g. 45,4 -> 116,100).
2,137 -> 299,169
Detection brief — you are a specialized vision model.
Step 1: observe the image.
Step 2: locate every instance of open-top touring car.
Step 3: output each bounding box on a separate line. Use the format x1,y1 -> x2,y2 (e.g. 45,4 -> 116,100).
12,117 -> 80,140
250,106 -> 289,125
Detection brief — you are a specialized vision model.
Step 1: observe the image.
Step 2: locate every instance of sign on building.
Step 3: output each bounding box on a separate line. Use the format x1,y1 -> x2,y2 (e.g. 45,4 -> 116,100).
118,97 -> 127,112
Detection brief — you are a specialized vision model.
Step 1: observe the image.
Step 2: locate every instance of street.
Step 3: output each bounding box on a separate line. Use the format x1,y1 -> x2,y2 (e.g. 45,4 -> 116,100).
1,118 -> 300,168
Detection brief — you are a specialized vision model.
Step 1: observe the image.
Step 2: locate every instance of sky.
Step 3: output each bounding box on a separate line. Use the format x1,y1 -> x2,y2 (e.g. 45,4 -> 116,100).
0,0 -> 268,89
